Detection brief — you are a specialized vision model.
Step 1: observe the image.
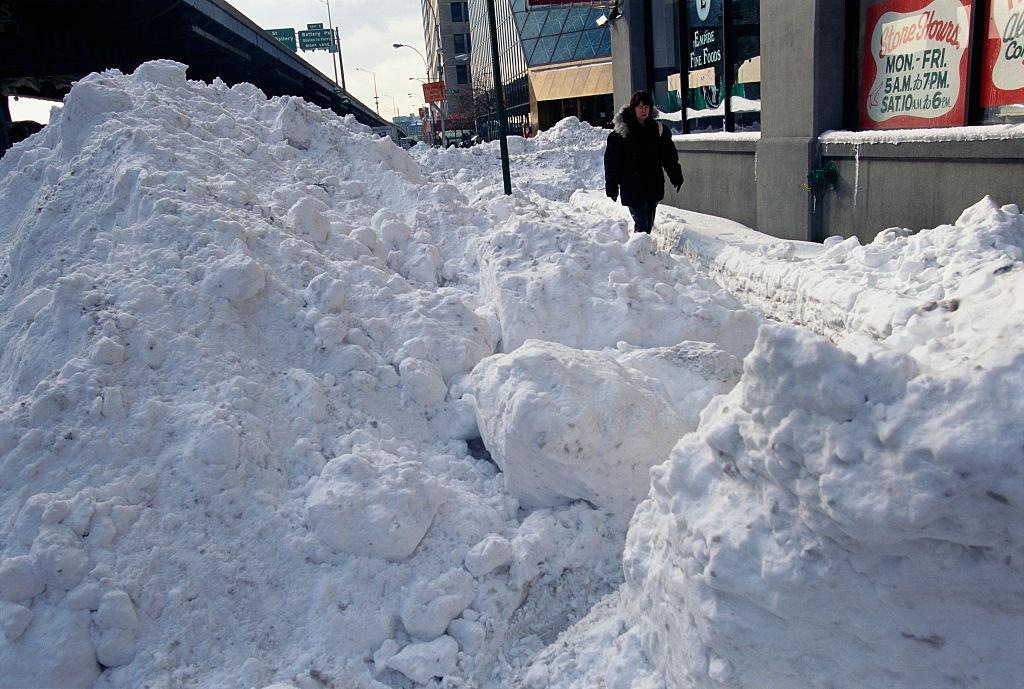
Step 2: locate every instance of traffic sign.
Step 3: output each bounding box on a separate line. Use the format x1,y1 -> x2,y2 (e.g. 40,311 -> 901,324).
298,28 -> 336,52
268,28 -> 296,52
423,81 -> 446,103
307,23 -> 324,29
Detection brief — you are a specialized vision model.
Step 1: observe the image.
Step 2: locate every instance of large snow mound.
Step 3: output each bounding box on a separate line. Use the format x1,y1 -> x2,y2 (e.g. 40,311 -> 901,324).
0,62 -> 630,689
524,198 -> 1024,689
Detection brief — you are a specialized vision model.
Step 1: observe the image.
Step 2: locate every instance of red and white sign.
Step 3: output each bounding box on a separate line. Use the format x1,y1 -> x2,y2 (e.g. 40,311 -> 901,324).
981,0 -> 1024,107
860,0 -> 973,129
422,81 -> 446,103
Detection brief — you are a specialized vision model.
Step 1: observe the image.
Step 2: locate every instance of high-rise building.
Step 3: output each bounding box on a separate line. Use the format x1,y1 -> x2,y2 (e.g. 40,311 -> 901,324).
421,0 -> 476,144
468,0 -> 613,139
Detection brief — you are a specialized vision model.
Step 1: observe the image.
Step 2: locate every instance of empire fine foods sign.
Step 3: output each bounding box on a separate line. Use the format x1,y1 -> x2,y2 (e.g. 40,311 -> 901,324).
860,0 -> 972,129
981,0 -> 1024,107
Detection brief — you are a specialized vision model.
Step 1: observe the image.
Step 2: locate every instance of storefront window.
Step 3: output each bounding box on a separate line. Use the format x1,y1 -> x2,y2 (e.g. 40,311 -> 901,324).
686,0 -> 726,132
730,0 -> 761,131
652,0 -> 684,131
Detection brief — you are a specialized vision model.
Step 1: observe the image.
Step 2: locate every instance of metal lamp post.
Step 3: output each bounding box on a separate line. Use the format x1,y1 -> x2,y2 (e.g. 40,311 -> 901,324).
317,0 -> 344,89
393,43 -> 436,144
355,67 -> 379,114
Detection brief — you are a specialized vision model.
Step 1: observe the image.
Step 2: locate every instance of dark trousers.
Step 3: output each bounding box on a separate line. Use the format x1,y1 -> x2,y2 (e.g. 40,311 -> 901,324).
628,203 -> 658,233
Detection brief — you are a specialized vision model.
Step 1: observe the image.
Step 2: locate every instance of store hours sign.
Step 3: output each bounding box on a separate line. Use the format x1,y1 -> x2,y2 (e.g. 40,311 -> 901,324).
982,0 -> 1024,108
860,0 -> 972,129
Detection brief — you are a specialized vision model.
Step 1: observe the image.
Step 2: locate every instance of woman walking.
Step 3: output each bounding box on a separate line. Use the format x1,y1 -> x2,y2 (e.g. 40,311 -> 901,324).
604,91 -> 683,234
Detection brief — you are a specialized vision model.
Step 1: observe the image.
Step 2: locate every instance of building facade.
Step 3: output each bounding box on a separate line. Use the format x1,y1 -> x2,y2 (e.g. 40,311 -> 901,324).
613,0 -> 1024,242
467,0 -> 616,139
421,0 -> 477,144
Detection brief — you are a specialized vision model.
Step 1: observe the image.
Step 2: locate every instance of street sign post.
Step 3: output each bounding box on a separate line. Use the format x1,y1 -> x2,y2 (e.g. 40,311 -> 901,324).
422,81 -> 446,103
267,28 -> 297,52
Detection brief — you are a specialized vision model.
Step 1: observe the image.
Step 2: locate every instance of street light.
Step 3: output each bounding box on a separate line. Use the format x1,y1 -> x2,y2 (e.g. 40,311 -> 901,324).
317,0 -> 345,88
394,43 -> 436,144
355,67 -> 379,114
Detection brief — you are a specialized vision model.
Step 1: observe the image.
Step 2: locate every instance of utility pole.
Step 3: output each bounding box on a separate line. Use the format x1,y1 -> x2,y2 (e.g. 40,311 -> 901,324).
335,28 -> 346,90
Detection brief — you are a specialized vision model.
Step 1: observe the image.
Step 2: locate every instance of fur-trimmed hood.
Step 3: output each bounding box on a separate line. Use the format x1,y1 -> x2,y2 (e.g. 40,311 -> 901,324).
612,104 -> 662,138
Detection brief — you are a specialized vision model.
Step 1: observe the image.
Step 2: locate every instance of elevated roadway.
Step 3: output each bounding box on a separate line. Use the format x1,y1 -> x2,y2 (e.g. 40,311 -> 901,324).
0,0 -> 390,150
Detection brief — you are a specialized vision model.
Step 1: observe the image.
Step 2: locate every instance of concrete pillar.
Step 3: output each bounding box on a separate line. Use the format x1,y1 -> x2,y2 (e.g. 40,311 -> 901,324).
756,0 -> 846,241
610,0 -> 648,108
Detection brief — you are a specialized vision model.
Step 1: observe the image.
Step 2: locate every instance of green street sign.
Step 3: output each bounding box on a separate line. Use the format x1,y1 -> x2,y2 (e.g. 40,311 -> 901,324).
307,23 -> 324,29
268,27 -> 297,52
298,28 -> 336,53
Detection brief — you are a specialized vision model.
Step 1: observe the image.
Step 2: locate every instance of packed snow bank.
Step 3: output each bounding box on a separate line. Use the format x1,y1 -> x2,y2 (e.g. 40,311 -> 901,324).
470,339 -> 740,514
526,199 -> 1024,689
0,62 -> 633,689
476,228 -> 759,356
412,117 -> 608,202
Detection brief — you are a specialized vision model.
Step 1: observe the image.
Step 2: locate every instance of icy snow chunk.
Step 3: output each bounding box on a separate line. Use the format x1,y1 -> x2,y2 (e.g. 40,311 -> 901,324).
130,59 -> 187,87
202,252 -> 266,302
373,638 -> 401,673
447,618 -> 485,655
91,591 -> 139,667
30,525 -> 90,590
273,96 -> 313,150
12,287 -> 54,322
187,422 -> 241,477
287,196 -> 331,242
0,555 -> 45,602
464,534 -> 513,577
400,568 -> 475,640
0,605 -> 99,689
470,340 -> 689,514
305,449 -> 445,560
1,601 -> 33,641
303,272 -> 347,313
92,590 -> 137,630
93,627 -> 136,668
399,357 -> 448,407
286,368 -> 328,422
58,76 -> 134,155
386,635 -> 459,684
92,337 -> 125,365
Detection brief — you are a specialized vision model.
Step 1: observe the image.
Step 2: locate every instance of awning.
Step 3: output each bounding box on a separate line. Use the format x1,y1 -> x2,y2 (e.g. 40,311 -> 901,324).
529,60 -> 612,102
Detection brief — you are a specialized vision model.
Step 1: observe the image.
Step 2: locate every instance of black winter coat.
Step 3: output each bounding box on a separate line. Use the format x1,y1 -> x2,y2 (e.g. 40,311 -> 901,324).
604,106 -> 683,207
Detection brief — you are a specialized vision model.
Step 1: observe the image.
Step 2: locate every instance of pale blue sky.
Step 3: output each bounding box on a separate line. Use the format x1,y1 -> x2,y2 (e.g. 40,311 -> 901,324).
10,0 -> 429,123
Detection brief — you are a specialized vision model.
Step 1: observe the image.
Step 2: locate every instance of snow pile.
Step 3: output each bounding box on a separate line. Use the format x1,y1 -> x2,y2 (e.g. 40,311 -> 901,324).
526,199 -> 1024,689
2,58 -> 1020,689
0,62 -> 634,689
412,117 -> 608,202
